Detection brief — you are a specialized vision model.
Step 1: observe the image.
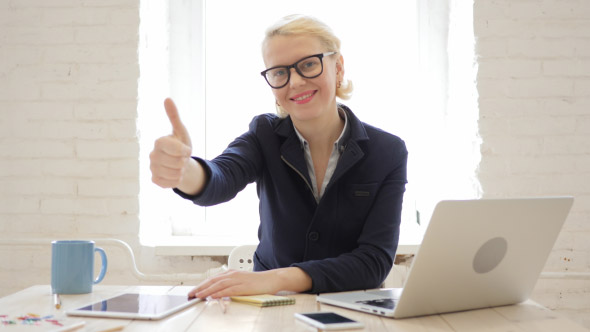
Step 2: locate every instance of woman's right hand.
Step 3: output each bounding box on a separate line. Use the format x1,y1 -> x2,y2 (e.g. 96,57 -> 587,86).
149,98 -> 205,195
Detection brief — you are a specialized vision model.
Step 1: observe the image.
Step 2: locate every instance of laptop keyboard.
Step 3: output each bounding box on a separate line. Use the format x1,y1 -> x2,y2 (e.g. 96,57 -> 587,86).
356,298 -> 396,310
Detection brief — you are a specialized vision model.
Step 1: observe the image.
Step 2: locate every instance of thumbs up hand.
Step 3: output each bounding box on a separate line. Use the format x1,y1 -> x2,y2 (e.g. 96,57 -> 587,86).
164,98 -> 192,149
150,98 -> 205,194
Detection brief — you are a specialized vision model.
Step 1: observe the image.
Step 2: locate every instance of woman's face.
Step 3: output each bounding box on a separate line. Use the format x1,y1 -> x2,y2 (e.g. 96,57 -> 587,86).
263,35 -> 343,123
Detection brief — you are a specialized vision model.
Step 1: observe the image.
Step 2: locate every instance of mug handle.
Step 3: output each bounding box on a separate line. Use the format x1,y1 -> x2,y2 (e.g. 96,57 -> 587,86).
94,247 -> 108,284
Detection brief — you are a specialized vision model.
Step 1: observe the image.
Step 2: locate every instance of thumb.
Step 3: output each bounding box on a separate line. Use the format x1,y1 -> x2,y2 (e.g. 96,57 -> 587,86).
164,98 -> 192,148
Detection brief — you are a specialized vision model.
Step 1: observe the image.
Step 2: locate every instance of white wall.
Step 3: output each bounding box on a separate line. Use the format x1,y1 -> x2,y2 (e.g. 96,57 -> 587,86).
0,0 -> 219,294
0,0 -> 588,327
474,0 -> 590,327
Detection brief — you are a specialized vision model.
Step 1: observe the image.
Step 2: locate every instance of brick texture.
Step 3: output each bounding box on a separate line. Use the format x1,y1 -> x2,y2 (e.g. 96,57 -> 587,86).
475,0 -> 590,327
0,0 -> 588,327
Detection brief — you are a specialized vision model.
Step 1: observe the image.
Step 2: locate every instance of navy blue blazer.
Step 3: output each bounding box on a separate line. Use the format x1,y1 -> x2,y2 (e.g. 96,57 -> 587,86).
175,104 -> 408,293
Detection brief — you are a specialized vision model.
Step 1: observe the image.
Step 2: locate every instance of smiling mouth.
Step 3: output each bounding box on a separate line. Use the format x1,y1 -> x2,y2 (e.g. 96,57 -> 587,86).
290,90 -> 317,103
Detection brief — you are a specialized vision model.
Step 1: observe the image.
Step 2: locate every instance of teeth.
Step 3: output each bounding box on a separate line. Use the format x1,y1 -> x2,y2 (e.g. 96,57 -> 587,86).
294,92 -> 313,101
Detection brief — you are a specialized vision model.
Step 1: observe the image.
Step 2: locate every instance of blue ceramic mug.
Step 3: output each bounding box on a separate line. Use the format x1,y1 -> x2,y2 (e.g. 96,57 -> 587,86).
51,240 -> 107,294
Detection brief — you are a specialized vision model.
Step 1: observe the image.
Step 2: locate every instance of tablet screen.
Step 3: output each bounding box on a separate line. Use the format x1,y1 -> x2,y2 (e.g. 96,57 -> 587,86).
67,293 -> 201,320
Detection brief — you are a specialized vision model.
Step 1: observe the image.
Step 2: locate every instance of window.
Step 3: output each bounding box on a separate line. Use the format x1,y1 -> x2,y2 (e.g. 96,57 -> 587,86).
138,0 -> 480,251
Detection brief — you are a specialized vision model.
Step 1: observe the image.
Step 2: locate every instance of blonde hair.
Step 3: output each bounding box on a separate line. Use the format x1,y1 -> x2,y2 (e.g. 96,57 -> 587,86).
263,14 -> 353,117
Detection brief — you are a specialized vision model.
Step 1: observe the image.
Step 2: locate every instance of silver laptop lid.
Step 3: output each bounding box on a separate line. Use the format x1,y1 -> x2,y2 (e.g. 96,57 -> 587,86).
393,197 -> 573,318
317,197 -> 574,319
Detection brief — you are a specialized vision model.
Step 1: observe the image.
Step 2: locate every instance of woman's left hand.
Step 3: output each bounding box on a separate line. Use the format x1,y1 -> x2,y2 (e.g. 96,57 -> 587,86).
188,267 -> 312,299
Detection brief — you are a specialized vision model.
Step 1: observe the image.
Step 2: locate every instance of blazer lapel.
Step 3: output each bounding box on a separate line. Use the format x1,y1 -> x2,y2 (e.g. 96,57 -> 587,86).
275,117 -> 313,190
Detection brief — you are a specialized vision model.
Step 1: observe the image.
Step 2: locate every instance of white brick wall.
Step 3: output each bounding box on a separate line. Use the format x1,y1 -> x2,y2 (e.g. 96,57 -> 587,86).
0,0 -> 588,327
475,0 -> 590,327
0,0 -> 213,296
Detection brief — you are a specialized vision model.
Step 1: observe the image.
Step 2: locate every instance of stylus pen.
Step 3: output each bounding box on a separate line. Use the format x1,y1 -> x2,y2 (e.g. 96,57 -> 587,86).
218,297 -> 229,314
207,296 -> 229,314
53,293 -> 61,309
217,266 -> 229,313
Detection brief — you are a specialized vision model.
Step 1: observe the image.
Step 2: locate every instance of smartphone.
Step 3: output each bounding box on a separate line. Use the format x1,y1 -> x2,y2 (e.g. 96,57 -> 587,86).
294,312 -> 364,330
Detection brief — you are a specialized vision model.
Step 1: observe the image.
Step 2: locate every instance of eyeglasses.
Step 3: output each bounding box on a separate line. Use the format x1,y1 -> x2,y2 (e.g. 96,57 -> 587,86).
261,52 -> 337,89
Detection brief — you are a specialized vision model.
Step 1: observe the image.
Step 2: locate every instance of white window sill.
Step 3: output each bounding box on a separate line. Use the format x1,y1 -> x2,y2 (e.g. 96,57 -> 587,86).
147,235 -> 255,256
147,236 -> 420,257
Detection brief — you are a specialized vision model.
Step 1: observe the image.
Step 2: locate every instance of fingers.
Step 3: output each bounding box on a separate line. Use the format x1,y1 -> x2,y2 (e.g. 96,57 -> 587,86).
154,135 -> 191,158
188,270 -> 264,300
188,270 -> 234,299
150,98 -> 195,189
150,136 -> 192,188
164,98 -> 191,147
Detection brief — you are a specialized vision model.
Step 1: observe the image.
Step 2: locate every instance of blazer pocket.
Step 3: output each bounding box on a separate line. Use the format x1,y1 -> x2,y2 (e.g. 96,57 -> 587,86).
349,183 -> 379,199
340,183 -> 380,225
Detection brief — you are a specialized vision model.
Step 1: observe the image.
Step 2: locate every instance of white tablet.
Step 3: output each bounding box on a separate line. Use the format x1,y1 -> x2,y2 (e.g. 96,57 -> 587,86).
66,293 -> 201,320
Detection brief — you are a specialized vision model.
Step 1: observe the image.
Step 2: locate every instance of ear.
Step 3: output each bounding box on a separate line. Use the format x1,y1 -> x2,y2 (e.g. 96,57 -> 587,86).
336,54 -> 345,81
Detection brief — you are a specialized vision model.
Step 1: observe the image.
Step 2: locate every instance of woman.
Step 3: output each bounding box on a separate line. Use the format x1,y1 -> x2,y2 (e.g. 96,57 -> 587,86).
149,14 -> 408,299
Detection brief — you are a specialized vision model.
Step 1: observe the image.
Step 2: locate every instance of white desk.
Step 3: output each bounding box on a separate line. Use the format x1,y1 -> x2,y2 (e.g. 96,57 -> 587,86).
0,285 -> 587,332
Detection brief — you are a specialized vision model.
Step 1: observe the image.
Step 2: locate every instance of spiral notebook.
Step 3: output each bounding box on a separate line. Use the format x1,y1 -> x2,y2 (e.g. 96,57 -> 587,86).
230,294 -> 295,307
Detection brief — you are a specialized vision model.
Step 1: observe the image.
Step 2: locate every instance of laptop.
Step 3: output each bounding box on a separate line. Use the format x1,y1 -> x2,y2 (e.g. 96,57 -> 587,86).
316,197 -> 574,319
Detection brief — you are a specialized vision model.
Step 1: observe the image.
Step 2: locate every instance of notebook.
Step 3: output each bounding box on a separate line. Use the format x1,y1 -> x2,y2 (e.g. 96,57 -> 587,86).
316,197 -> 574,319
66,293 -> 201,320
230,294 -> 295,307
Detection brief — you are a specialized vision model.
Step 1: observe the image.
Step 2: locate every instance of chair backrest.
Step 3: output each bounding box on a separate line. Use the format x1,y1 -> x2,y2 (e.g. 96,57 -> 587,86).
228,245 -> 257,271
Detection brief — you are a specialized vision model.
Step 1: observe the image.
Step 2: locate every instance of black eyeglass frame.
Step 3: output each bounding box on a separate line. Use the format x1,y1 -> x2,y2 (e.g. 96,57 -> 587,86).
260,52 -> 337,89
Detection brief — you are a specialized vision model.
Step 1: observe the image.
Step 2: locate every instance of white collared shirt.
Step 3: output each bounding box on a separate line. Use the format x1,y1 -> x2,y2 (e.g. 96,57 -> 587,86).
293,109 -> 349,203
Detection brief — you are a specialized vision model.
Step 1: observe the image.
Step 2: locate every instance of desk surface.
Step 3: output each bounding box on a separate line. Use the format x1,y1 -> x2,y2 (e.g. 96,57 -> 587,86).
0,285 -> 587,332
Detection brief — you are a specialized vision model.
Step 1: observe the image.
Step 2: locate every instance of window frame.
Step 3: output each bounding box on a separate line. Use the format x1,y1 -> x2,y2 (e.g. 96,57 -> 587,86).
138,0 -> 479,256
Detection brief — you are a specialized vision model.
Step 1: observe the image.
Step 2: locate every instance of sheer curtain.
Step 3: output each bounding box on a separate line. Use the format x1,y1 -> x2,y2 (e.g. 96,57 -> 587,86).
138,0 -> 480,247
